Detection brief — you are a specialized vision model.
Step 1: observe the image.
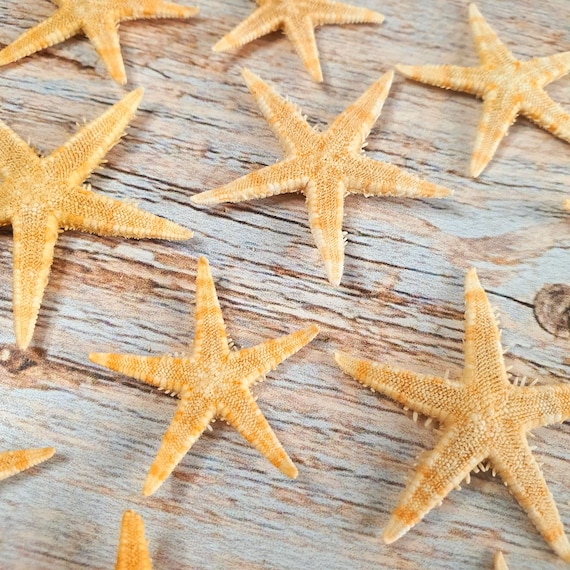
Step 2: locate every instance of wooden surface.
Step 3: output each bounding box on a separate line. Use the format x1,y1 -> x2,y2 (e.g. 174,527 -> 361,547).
0,0 -> 569,568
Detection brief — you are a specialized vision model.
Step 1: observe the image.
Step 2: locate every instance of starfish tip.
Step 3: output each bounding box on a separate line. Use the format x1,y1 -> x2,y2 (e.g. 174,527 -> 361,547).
394,64 -> 414,78
382,517 -> 408,544
563,199 -> 570,211
464,267 -> 482,293
142,476 -> 161,497
88,352 -> 111,367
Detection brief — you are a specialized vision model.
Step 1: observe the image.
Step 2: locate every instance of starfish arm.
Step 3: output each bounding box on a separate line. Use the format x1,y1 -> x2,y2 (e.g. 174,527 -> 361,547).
306,178 -> 346,286
120,0 -> 198,20
395,64 -> 484,96
115,511 -> 152,570
283,17 -> 323,82
327,71 -> 393,152
520,89 -> 570,144
494,551 -> 508,570
0,447 -> 55,481
58,185 -> 191,240
462,268 -> 509,389
347,156 -> 452,199
241,69 -> 317,155
509,383 -> 570,430
213,5 -> 281,52
529,51 -> 570,86
233,324 -> 319,388
335,352 -> 459,422
0,8 -> 80,66
191,160 -> 307,205
0,122 -> 40,180
219,389 -> 297,478
45,89 -> 143,188
468,4 -> 514,66
11,210 -> 59,350
82,18 -> 127,84
490,433 -> 570,561
88,353 -> 187,395
383,423 -> 489,544
143,395 -> 216,496
310,1 -> 384,26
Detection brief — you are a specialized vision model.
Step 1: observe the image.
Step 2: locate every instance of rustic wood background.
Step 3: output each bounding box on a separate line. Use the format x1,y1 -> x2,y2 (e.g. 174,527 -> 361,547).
0,0 -> 569,568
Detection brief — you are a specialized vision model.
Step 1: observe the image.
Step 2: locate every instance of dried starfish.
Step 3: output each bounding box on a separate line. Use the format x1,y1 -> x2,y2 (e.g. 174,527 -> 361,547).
396,4 -> 570,177
0,447 -> 55,481
192,69 -> 451,286
213,0 -> 384,82
90,257 -> 318,496
494,551 -> 508,570
115,510 -> 152,570
0,88 -> 192,350
0,0 -> 198,84
336,268 -> 570,560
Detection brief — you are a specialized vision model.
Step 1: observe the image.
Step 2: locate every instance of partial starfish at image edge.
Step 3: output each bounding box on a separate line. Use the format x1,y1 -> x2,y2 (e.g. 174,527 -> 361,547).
0,447 -> 55,481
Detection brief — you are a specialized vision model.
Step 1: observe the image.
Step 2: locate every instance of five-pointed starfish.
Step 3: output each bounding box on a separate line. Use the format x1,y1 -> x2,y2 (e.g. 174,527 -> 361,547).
213,0 -> 384,82
191,69 -> 451,286
115,510 -> 152,570
336,268 -> 570,560
0,0 -> 198,84
0,88 -> 192,350
90,256 -> 318,496
396,4 -> 570,177
0,447 -> 55,481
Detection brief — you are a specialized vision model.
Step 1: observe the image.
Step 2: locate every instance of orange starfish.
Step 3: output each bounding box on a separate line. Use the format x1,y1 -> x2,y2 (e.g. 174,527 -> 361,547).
192,69 -> 451,286
213,0 -> 384,82
0,88 -> 192,350
115,510 -> 152,570
0,447 -> 55,481
336,268 -> 570,561
396,4 -> 570,177
0,0 -> 199,84
90,257 -> 318,496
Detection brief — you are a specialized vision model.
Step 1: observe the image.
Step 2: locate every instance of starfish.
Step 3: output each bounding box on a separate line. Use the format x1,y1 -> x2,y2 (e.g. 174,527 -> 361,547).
90,256 -> 318,496
335,268 -> 570,560
115,510 -> 152,570
494,551 -> 508,570
0,88 -> 192,351
213,0 -> 384,82
191,69 -> 451,286
0,447 -> 55,481
0,0 -> 199,84
396,4 -> 570,177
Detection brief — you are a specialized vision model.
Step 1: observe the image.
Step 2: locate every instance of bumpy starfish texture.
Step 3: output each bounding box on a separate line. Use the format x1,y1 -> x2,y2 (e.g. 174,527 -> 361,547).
336,268 -> 570,561
396,4 -> 570,177
213,0 -> 383,82
0,89 -> 192,350
0,0 -> 198,84
115,510 -> 152,570
90,257 -> 318,496
494,551 -> 508,570
0,447 -> 55,481
192,69 -> 451,286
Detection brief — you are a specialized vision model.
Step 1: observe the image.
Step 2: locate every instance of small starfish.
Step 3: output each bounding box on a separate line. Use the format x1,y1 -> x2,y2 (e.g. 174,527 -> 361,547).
494,551 -> 508,570
0,0 -> 199,84
213,0 -> 384,82
90,257 -> 318,496
0,447 -> 55,481
396,4 -> 570,177
0,88 -> 192,350
336,268 -> 570,560
115,510 -> 152,570
192,69 -> 451,286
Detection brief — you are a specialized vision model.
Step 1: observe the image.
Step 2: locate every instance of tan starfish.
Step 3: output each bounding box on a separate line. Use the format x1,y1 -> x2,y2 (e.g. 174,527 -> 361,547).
494,551 -> 508,570
0,88 -> 192,351
335,268 -> 570,560
396,4 -> 570,177
115,510 -> 152,570
213,0 -> 383,82
191,69 -> 451,286
90,256 -> 318,496
0,0 -> 198,84
0,447 -> 55,481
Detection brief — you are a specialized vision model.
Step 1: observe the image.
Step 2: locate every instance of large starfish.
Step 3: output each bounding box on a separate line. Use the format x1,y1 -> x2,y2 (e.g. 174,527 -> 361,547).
0,447 -> 54,481
115,510 -> 152,570
90,257 -> 318,496
191,69 -> 451,286
396,4 -> 570,177
0,0 -> 198,84
335,268 -> 570,561
213,0 -> 384,82
0,88 -> 192,350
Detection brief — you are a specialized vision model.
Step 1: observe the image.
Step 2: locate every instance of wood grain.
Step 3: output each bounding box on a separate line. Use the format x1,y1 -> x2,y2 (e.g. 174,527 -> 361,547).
0,0 -> 569,568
